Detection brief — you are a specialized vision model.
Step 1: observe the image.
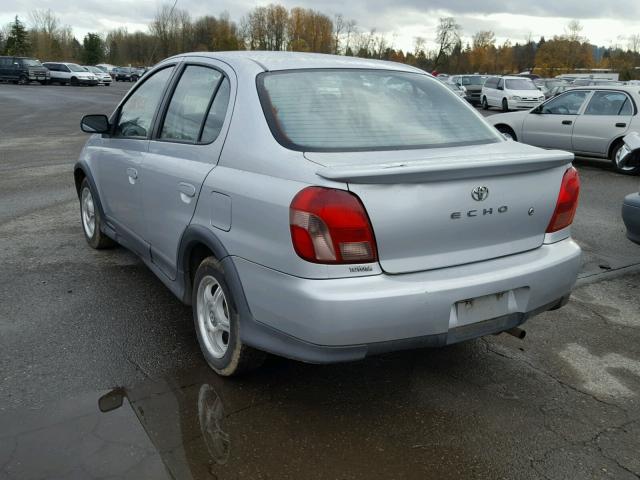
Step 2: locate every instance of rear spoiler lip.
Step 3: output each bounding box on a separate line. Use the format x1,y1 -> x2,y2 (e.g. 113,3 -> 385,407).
315,150 -> 574,183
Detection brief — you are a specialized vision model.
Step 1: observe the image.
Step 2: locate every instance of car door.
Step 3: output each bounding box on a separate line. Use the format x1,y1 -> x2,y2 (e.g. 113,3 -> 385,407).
521,90 -> 592,150
142,60 -> 234,280
91,65 -> 177,257
571,90 -> 634,155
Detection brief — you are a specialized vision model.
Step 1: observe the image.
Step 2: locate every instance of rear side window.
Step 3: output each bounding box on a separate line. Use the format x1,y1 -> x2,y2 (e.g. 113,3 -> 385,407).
201,77 -> 231,143
160,65 -> 223,142
258,69 -> 500,152
584,91 -> 633,116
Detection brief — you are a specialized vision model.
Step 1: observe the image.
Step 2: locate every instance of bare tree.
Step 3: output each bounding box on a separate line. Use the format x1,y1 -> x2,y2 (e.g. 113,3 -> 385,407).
628,33 -> 640,53
565,19 -> 583,42
433,17 -> 460,70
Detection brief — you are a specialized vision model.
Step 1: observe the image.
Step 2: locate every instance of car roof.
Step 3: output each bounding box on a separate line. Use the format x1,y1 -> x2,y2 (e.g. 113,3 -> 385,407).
567,85 -> 640,93
168,51 -> 425,74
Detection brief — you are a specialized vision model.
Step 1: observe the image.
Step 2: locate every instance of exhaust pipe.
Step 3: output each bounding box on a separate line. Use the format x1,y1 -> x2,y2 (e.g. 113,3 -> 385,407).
504,327 -> 526,340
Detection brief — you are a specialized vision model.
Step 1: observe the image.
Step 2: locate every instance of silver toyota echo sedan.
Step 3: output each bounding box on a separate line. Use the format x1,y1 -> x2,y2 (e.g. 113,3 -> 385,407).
75,52 -> 582,376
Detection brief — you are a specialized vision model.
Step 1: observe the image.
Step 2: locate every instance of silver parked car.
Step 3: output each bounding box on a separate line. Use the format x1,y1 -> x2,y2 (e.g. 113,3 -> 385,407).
489,86 -> 640,175
620,133 -> 640,243
75,52 -> 582,376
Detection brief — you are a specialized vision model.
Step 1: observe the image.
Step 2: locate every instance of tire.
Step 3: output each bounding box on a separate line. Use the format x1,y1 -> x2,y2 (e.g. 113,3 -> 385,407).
192,257 -> 266,376
18,75 -> 28,85
481,96 -> 489,110
611,140 -> 640,175
70,77 -> 79,86
38,80 -> 48,85
79,178 -> 115,249
496,125 -> 517,141
502,98 -> 509,112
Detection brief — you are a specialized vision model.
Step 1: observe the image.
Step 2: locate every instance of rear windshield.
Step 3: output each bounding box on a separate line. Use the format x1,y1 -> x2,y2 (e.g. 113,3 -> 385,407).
258,69 -> 500,152
505,79 -> 538,90
461,75 -> 484,86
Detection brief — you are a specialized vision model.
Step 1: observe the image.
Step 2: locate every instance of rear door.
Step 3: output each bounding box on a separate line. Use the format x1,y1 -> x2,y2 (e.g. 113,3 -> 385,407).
521,90 -> 591,150
142,60 -> 234,280
571,90 -> 634,155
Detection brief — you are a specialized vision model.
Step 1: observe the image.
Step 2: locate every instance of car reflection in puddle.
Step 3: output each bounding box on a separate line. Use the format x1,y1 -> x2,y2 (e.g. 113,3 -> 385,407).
1,353 -> 498,479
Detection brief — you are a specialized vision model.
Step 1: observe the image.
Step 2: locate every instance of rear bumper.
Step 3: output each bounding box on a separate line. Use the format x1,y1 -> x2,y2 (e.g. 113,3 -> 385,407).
622,194 -> 640,244
233,238 -> 581,363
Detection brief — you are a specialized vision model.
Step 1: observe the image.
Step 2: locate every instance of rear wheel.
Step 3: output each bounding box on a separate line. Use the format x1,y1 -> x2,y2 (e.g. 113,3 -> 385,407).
482,96 -> 489,110
193,257 -> 266,376
611,140 -> 640,175
502,98 -> 509,112
79,178 -> 115,249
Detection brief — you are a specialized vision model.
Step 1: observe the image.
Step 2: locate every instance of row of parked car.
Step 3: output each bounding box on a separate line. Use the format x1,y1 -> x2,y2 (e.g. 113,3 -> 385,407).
0,56 -> 147,86
438,73 -> 636,111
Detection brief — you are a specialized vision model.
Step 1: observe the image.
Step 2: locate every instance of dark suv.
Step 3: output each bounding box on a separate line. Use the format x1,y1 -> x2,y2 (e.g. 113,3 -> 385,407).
0,56 -> 50,84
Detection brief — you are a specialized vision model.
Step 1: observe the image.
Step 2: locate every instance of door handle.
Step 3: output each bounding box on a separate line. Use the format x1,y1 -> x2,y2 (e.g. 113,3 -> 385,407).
127,167 -> 138,180
178,182 -> 196,198
561,120 -> 572,125
615,122 -> 627,128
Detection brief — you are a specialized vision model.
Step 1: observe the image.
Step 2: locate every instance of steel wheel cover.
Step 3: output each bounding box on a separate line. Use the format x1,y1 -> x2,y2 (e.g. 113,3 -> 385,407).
196,275 -> 231,358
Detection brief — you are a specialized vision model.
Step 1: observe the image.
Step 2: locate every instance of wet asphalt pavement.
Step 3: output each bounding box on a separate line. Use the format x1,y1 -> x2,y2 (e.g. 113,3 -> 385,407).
1,82 -> 640,479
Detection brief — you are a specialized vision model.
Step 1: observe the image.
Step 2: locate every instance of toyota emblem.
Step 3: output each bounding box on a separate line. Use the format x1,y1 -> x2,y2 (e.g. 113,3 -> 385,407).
471,186 -> 489,201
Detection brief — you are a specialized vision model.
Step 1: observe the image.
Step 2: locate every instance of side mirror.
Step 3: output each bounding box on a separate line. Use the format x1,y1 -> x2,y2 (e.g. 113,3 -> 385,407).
497,85 -> 504,91
615,132 -> 640,171
81,114 -> 110,134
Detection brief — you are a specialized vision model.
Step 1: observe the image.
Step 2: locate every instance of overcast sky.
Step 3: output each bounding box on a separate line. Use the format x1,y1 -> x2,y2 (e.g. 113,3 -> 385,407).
2,0 -> 640,52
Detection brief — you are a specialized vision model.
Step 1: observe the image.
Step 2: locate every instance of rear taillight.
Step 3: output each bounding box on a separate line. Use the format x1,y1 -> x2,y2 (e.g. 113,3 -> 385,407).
290,187 -> 378,264
546,167 -> 580,233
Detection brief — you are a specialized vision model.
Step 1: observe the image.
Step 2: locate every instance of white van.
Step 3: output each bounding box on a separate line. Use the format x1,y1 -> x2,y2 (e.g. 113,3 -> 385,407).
481,76 -> 545,111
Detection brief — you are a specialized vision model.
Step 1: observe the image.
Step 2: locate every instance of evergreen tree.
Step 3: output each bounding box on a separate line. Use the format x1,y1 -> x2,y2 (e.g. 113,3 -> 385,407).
5,16 -> 30,56
82,33 -> 103,64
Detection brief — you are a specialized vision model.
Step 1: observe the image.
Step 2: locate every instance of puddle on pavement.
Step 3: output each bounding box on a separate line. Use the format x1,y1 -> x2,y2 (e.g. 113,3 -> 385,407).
0,357 -> 495,480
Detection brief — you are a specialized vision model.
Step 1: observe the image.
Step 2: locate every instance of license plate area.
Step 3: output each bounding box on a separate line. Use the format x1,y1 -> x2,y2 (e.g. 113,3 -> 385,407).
450,288 -> 530,329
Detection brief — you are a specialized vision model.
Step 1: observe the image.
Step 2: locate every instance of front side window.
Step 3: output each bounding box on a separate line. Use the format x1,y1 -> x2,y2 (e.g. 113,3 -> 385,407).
584,91 -> 632,116
160,65 -> 223,143
258,69 -> 500,152
115,67 -> 174,138
540,91 -> 590,115
505,79 -> 537,90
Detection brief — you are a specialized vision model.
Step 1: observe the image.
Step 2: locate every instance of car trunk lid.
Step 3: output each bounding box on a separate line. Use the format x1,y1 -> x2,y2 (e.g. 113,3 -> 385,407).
307,142 -> 572,274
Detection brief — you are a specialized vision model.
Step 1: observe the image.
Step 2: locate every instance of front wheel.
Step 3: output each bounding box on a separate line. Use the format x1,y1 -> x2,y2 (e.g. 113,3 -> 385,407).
496,125 -> 517,141
193,257 -> 266,376
611,141 -> 640,175
79,178 -> 115,249
481,97 -> 489,110
18,75 -> 28,85
502,98 -> 509,112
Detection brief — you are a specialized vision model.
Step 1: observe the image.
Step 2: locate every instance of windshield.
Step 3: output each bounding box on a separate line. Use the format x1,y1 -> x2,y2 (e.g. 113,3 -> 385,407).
461,75 -> 484,86
22,59 -> 42,67
85,66 -> 101,73
505,79 -> 538,90
258,69 -> 500,152
67,64 -> 86,72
